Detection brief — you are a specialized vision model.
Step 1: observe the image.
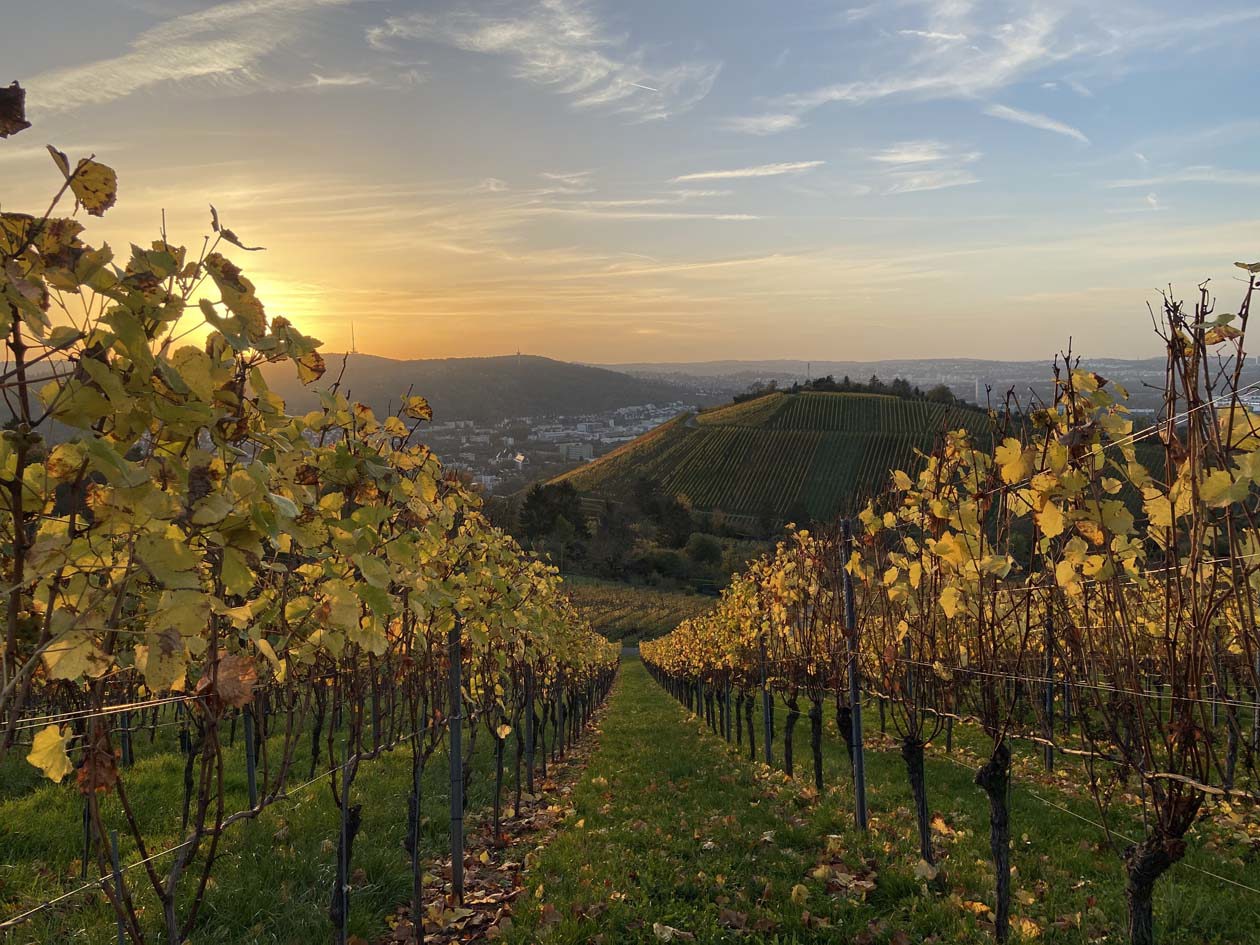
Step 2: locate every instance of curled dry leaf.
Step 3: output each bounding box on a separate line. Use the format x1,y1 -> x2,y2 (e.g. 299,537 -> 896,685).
77,721 -> 119,795
215,653 -> 258,708
0,81 -> 31,137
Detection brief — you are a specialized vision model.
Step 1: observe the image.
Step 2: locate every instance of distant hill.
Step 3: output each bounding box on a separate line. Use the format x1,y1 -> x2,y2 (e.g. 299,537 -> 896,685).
553,389 -> 992,529
261,353 -> 692,423
601,357 -> 1260,412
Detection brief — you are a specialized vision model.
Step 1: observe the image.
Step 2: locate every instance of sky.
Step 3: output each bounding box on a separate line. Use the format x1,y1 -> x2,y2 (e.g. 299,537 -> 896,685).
4,0 -> 1260,364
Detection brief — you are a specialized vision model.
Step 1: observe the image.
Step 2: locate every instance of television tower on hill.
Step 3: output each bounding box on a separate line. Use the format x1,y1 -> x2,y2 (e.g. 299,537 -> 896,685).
350,322 -> 359,355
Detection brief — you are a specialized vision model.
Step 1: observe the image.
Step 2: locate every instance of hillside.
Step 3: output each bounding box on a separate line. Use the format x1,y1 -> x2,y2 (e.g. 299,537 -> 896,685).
553,390 -> 991,526
564,578 -> 713,644
261,353 -> 691,423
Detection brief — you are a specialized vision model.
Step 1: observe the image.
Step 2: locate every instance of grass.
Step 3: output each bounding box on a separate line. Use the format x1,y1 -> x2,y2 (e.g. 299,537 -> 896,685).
7,659 -> 1257,943
508,657 -> 1260,944
0,713 -> 505,943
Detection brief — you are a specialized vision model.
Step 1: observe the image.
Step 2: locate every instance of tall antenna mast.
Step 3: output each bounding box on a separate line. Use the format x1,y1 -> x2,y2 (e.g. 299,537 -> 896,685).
350,322 -> 358,355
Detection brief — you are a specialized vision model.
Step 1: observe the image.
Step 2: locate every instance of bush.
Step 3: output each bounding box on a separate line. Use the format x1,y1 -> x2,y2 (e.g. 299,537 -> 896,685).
685,533 -> 723,566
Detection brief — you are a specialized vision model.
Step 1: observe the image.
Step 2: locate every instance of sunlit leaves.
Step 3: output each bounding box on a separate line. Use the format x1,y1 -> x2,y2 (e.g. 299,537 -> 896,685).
3,123 -> 615,798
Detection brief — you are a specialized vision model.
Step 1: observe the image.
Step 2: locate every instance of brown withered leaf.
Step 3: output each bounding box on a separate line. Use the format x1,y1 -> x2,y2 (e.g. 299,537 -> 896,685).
77,721 -> 119,795
215,653 -> 258,708
0,82 -> 31,138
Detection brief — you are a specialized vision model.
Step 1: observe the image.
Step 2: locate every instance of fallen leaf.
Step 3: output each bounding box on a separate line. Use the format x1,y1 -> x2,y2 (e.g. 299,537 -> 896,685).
652,922 -> 695,942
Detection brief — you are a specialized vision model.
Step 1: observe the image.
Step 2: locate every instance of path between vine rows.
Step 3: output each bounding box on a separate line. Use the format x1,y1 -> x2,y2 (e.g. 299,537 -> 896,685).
503,658 -> 981,945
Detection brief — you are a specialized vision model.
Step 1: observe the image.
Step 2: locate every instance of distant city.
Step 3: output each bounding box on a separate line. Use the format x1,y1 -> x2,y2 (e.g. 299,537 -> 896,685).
424,401 -> 695,495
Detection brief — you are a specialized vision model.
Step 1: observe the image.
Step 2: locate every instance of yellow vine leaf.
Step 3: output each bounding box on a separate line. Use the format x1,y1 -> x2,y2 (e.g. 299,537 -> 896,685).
1036,500 -> 1065,538
41,629 -> 109,681
297,351 -> 326,384
404,395 -> 434,421
67,158 -> 118,216
995,438 -> 1029,484
27,724 -> 74,783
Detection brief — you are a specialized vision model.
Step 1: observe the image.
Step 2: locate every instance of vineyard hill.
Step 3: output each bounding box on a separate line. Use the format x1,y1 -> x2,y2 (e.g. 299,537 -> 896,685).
552,390 -> 991,528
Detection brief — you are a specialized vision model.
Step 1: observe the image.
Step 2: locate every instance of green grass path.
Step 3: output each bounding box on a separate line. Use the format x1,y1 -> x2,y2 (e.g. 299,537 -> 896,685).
508,657 -> 942,944
509,657 -> 1260,944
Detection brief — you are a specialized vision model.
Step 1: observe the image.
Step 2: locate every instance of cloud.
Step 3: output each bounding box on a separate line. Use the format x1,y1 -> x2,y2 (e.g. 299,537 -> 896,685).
882,168 -> 980,194
1106,191 -> 1167,214
307,72 -> 374,88
870,140 -> 979,165
532,185 -> 751,221
721,113 -> 803,135
728,6 -> 1069,133
541,170 -> 593,186
367,0 -> 720,121
670,160 -> 824,183
724,4 -> 1260,136
865,140 -> 981,194
27,0 -> 357,114
1105,165 -> 1260,188
528,207 -> 759,222
898,29 -> 966,42
983,103 -> 1089,144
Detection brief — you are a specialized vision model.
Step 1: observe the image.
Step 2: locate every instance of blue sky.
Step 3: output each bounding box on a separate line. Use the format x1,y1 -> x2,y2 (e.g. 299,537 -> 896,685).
4,0 -> 1260,362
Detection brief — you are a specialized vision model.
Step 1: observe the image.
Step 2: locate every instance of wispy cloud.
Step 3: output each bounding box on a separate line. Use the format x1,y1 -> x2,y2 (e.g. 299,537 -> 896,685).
725,4 -> 1260,137
367,0 -> 720,121
882,169 -> 980,195
898,29 -> 966,42
27,0 -> 357,114
871,140 -> 979,165
984,103 -> 1089,144
670,160 -> 824,183
721,113 -> 803,135
532,185 -> 750,221
306,72 -> 374,88
1105,165 -> 1260,188
528,207 -> 759,222
541,170 -> 593,186
728,6 -> 1070,133
867,141 -> 981,194
1106,191 -> 1167,214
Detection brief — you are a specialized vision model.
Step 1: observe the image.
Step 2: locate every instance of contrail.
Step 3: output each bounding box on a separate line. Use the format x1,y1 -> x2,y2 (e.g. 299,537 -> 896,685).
627,81 -> 659,92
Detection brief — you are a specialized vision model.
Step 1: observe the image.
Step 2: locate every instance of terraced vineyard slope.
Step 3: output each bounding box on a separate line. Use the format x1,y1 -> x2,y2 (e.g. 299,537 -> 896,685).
554,390 -> 991,526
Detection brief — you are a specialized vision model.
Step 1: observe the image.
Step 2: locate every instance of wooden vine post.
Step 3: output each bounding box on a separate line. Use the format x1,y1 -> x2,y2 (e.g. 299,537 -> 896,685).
447,619 -> 465,904
841,518 -> 868,833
